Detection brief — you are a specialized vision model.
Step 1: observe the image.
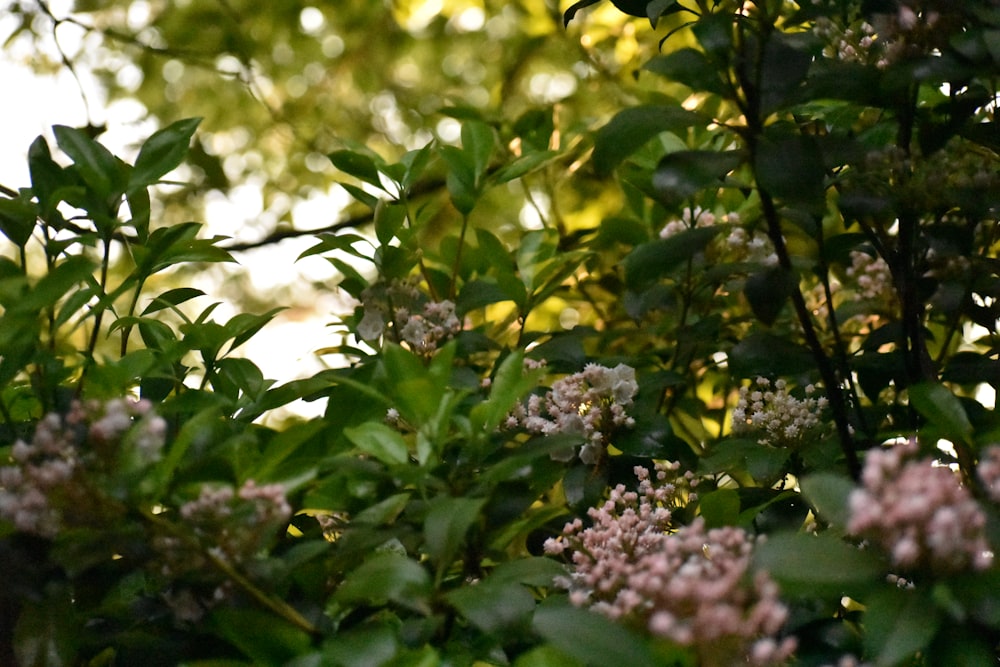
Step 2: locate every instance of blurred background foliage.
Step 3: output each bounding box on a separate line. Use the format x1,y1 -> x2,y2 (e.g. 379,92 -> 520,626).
2,0 -> 679,308
0,1 -> 710,409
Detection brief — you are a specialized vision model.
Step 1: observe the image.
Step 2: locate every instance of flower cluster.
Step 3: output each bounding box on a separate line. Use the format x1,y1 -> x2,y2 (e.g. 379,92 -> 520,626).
508,363 -> 638,464
845,250 -> 894,304
848,439 -> 993,573
732,378 -> 828,447
357,279 -> 461,354
153,479 -> 292,621
723,226 -> 778,267
977,445 -> 1000,504
813,16 -> 882,66
0,399 -> 166,537
175,479 -> 292,566
658,206 -> 717,239
546,465 -> 795,665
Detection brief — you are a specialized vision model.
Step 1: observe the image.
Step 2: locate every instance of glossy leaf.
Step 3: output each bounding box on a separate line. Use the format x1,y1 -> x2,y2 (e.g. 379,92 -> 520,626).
130,117 -> 201,188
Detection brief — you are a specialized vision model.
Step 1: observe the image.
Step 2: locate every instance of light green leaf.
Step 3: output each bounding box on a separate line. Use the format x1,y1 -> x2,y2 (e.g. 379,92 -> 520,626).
344,422 -> 409,466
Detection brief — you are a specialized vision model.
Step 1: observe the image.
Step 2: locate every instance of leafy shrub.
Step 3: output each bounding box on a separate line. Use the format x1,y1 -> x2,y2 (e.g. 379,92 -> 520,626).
4,1 -> 1000,665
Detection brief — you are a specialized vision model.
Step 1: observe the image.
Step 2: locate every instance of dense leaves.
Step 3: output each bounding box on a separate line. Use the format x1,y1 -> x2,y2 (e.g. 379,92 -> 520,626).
4,0 -> 1000,665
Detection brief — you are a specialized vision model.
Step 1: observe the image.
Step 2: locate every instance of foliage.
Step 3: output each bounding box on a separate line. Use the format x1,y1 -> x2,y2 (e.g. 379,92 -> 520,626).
4,0 -> 1000,666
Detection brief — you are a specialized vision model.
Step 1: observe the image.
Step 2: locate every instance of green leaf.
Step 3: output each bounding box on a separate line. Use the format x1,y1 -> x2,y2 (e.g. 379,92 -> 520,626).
644,48 -> 729,95
753,532 -> 883,597
141,287 -> 205,315
424,496 -> 486,570
447,580 -> 536,634
125,185 -> 151,241
728,333 -> 816,378
470,350 -> 545,434
28,135 -> 68,217
755,134 -> 826,212
0,194 -> 38,246
493,150 -> 558,183
374,199 -> 407,245
652,150 -> 744,204
329,149 -> 384,189
515,645 -> 584,667
532,601 -> 661,667
225,307 -> 284,351
16,255 -> 94,314
441,146 -> 478,215
908,382 -> 974,444
207,608 -> 312,665
461,119 -> 495,186
592,105 -> 703,175
744,267 -> 796,326
53,125 -> 125,198
623,227 -> 719,289
250,420 -> 326,484
320,624 -> 399,667
344,422 -> 410,466
863,588 -> 941,667
698,488 -> 740,528
800,473 -> 855,530
130,117 -> 201,188
336,553 -> 432,613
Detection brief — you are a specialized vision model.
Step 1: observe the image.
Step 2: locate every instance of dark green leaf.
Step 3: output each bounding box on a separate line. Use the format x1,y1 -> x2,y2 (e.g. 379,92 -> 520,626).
908,382 -> 974,444
532,601 -> 661,667
141,287 -> 205,315
744,267 -> 796,325
644,49 -> 729,95
729,333 -> 816,378
593,106 -> 704,175
0,195 -> 37,247
320,624 -> 399,667
424,496 -> 486,570
130,117 -> 201,188
493,150 -> 558,183
374,199 -> 407,245
447,581 -> 536,634
699,488 -> 741,527
207,608 -> 312,665
652,150 -> 744,204
336,553 -> 432,613
753,532 -> 883,597
329,149 -> 384,189
755,135 -> 826,212
864,588 -> 941,666
461,120 -> 495,186
53,125 -> 125,198
623,226 -> 720,288
800,473 -> 855,530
